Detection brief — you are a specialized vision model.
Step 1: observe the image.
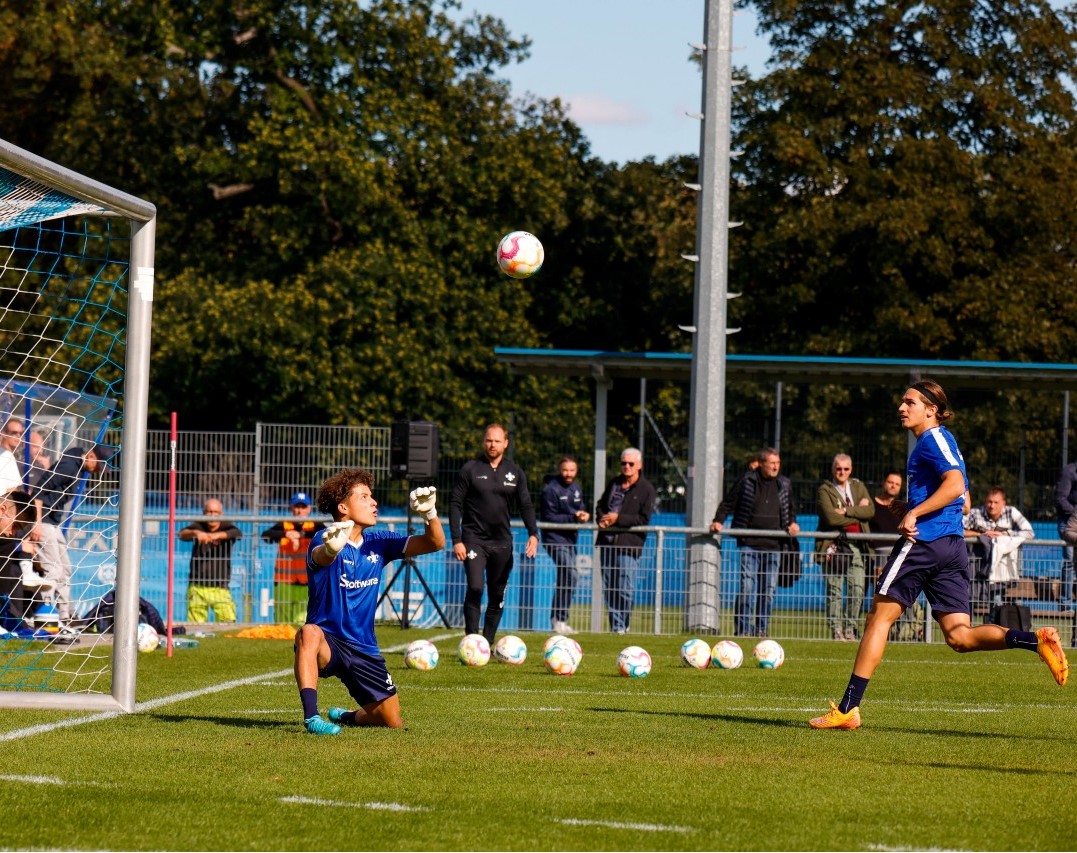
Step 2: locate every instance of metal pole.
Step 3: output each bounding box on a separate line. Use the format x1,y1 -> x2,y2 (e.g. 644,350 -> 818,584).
685,0 -> 735,631
591,373 -> 611,633
774,381 -> 783,453
638,378 -> 647,459
1064,390 -> 1070,468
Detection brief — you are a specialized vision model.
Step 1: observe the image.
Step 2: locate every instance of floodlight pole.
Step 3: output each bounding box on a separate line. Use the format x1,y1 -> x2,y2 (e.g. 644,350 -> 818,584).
686,0 -> 735,632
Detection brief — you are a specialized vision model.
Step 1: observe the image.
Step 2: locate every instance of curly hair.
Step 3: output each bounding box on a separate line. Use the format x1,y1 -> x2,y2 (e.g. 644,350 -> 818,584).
316,468 -> 375,519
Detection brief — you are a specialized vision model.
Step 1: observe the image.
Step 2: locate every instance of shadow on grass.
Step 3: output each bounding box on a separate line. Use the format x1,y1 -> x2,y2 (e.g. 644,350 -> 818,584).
590,706 -> 1075,742
148,713 -> 295,730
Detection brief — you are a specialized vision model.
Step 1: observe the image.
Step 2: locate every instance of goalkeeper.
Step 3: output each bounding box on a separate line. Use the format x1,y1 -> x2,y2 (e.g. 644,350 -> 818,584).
294,468 -> 443,736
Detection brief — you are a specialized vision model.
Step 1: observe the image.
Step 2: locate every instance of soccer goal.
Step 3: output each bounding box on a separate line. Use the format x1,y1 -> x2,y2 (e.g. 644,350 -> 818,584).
0,138 -> 155,712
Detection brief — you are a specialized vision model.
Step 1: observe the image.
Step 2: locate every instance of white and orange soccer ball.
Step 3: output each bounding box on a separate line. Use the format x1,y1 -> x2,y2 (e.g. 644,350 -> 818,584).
712,640 -> 743,670
544,639 -> 582,675
494,634 -> 527,665
404,639 -> 439,671
458,633 -> 491,667
497,231 -> 544,279
617,645 -> 652,678
753,639 -> 785,670
680,638 -> 712,670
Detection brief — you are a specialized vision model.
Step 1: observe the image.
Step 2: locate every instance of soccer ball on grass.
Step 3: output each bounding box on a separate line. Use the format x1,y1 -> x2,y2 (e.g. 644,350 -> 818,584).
753,639 -> 785,670
680,638 -> 712,669
497,231 -> 544,279
494,634 -> 527,665
458,633 -> 491,667
617,645 -> 652,678
711,640 -> 743,670
136,622 -> 159,654
404,639 -> 439,671
544,639 -> 582,675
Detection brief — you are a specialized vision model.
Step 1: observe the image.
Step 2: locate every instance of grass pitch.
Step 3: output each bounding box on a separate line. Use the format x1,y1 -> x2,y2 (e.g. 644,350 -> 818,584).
0,628 -> 1074,851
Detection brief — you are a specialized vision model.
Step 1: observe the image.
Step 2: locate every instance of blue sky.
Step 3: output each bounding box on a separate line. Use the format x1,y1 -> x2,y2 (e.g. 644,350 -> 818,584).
457,1 -> 772,164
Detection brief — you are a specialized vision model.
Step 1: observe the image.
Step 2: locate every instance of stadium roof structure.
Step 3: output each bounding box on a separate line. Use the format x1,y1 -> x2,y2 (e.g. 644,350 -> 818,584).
494,348 -> 1077,391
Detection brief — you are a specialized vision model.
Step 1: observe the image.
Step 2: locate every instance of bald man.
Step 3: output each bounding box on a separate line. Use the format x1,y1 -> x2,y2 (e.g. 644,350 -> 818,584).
178,497 -> 242,622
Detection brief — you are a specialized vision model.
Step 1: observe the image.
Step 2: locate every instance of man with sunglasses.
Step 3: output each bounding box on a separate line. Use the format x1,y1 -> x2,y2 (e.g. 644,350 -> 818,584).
595,448 -> 656,635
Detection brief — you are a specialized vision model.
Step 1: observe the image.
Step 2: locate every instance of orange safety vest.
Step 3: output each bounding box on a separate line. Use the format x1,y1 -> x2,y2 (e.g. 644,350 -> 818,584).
274,520 -> 318,584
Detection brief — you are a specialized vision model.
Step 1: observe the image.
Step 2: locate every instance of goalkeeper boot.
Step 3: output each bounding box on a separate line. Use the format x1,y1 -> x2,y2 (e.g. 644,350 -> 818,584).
304,714 -> 341,736
328,707 -> 351,725
809,701 -> 861,730
1036,627 -> 1069,686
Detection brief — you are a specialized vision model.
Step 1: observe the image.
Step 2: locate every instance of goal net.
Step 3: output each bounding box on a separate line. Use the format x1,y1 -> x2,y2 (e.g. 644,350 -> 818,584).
0,139 -> 155,711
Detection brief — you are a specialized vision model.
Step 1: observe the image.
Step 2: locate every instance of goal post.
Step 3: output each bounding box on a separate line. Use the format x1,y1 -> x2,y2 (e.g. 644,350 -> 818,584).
0,138 -> 156,712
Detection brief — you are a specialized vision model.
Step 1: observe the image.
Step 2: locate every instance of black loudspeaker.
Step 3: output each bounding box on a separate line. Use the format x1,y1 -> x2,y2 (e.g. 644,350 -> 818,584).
390,420 -> 439,480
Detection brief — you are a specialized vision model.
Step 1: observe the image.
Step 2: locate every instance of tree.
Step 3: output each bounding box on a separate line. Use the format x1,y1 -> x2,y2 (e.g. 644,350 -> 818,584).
730,0 -> 1077,362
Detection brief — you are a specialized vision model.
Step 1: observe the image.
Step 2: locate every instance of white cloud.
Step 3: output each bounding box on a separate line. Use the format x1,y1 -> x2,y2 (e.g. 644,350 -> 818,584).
562,93 -> 649,126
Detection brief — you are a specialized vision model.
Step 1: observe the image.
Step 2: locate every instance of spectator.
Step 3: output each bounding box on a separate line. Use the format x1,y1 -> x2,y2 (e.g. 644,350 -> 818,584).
293,470 -> 443,735
0,489 -> 54,631
595,447 -> 655,635
1055,461 -> 1077,612
31,444 -> 110,629
539,455 -> 590,635
261,491 -> 325,625
179,498 -> 241,623
26,430 -> 52,486
449,423 -> 538,644
816,453 -> 875,641
964,487 -> 1034,613
711,447 -> 800,638
0,419 -> 25,494
871,471 -> 922,641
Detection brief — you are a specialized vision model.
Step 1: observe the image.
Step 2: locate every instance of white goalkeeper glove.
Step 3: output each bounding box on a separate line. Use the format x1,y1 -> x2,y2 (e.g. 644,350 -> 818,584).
322,520 -> 354,557
409,486 -> 438,521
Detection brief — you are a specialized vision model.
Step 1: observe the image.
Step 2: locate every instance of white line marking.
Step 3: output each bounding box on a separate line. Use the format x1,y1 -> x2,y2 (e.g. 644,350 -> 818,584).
0,773 -> 66,785
0,633 -> 460,743
556,817 -> 693,833
280,795 -> 428,812
487,707 -> 564,712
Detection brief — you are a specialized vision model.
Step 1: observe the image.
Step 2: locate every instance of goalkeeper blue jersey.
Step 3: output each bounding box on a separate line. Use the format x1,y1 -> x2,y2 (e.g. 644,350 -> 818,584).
305,528 -> 408,654
906,425 -> 969,542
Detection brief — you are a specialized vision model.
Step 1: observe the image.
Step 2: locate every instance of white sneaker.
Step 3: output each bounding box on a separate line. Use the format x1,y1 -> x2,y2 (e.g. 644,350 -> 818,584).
551,620 -> 571,635
19,561 -> 55,591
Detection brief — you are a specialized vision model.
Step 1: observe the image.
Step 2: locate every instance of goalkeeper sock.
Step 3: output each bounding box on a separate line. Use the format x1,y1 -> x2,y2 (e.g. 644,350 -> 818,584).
1005,629 -> 1038,652
839,674 -> 869,713
300,688 -> 319,720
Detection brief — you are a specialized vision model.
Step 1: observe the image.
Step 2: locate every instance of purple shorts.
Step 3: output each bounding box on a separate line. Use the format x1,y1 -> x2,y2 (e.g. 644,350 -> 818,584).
320,632 -> 397,707
875,534 -> 970,615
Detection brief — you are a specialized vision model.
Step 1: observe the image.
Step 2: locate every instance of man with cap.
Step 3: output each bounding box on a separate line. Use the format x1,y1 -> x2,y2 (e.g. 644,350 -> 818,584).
261,491 -> 326,624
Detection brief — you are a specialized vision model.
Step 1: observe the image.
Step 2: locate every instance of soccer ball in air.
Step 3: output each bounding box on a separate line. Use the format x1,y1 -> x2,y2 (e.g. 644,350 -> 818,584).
753,639 -> 785,670
404,639 -> 439,671
617,646 -> 652,678
544,640 -> 582,676
136,622 -> 159,654
494,634 -> 528,665
496,231 -> 544,279
458,633 -> 491,667
680,638 -> 712,670
712,640 -> 743,670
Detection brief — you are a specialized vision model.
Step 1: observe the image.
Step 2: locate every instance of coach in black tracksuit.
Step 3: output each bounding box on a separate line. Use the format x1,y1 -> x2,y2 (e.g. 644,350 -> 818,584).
449,423 -> 538,644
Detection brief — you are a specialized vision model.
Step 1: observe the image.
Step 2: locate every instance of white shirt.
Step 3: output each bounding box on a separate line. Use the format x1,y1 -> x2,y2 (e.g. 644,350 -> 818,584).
0,448 -> 22,494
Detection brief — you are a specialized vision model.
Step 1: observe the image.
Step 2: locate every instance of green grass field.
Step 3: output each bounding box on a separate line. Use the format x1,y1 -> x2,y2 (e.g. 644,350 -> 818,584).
1,628 -> 1074,851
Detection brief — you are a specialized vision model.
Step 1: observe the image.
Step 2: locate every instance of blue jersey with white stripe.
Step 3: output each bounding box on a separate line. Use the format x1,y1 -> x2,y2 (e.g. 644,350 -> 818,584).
305,528 -> 408,653
907,426 -> 969,541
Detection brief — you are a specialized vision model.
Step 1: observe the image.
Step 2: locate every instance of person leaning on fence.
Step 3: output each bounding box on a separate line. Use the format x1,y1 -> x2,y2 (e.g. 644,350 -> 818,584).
595,447 -> 656,635
293,468 -> 444,735
1055,460 -> 1077,612
540,455 -> 590,635
179,498 -> 241,623
810,379 -> 1069,731
261,491 -> 325,625
711,448 -> 800,638
871,471 -> 923,641
963,487 -> 1034,615
816,453 -> 875,642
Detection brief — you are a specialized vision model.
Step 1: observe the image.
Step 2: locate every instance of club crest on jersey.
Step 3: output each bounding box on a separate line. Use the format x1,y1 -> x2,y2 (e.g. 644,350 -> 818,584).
505,472 -> 515,483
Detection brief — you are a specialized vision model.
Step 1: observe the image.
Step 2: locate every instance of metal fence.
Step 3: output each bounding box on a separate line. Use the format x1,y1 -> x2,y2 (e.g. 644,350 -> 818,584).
61,424 -> 1069,644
